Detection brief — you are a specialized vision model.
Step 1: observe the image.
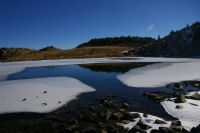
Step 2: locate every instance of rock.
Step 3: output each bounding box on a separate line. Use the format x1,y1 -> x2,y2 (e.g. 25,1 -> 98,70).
105,110 -> 112,120
119,108 -> 125,112
121,103 -> 129,108
166,84 -> 171,88
170,125 -> 182,132
175,105 -> 183,109
90,106 -> 98,111
111,112 -> 124,120
81,126 -> 97,133
171,120 -> 182,126
190,124 -> 200,133
139,117 -> 145,123
150,129 -> 160,133
128,125 -> 147,133
22,98 -> 27,101
147,94 -> 165,103
174,83 -> 185,88
175,94 -> 186,103
159,127 -> 176,133
99,98 -> 115,107
190,93 -> 200,100
137,122 -> 152,130
121,112 -> 136,121
132,113 -> 140,118
143,91 -> 149,96
100,129 -> 107,133
121,120 -> 131,124
143,113 -> 148,118
42,103 -> 47,106
115,122 -> 124,127
155,119 -> 167,124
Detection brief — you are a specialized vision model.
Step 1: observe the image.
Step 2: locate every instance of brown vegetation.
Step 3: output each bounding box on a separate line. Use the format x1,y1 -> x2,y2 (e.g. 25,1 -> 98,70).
0,46 -> 134,62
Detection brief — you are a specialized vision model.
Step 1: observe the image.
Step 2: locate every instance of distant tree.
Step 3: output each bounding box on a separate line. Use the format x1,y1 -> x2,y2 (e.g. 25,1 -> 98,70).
157,35 -> 161,40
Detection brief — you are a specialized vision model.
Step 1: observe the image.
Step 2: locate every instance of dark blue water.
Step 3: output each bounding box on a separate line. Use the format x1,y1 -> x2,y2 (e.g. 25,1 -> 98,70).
6,63 -> 174,120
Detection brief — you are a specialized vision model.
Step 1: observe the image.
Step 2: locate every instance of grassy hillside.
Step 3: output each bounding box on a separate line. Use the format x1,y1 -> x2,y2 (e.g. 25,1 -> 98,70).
0,46 -> 133,62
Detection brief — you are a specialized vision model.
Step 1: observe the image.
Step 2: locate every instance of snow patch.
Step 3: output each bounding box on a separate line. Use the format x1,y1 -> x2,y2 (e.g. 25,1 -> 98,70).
117,61 -> 200,88
0,77 -> 95,114
161,98 -> 200,131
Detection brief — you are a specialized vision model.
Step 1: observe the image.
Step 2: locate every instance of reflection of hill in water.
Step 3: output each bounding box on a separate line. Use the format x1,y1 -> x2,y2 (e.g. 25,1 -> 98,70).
79,62 -> 152,73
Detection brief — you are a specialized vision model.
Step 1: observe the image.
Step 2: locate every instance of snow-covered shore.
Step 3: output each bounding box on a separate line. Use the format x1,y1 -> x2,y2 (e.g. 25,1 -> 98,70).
117,59 -> 200,88
0,77 -> 95,114
161,91 -> 200,131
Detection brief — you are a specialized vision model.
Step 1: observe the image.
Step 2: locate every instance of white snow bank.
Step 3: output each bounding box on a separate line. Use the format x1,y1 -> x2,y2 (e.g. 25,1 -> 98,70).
186,91 -> 200,97
124,112 -> 171,133
117,61 -> 200,88
0,77 -> 95,114
161,98 -> 200,131
0,57 -> 196,80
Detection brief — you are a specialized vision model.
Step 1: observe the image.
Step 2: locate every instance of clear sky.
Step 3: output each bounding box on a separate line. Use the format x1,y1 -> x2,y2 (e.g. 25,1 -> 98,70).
0,0 -> 199,49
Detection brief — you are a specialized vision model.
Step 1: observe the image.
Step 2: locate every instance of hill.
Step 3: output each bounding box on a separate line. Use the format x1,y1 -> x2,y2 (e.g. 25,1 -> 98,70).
0,46 -> 132,62
131,22 -> 200,57
77,36 -> 156,48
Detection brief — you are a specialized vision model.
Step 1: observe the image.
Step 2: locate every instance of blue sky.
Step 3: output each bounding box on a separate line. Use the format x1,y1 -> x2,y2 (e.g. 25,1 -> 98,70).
0,0 -> 199,49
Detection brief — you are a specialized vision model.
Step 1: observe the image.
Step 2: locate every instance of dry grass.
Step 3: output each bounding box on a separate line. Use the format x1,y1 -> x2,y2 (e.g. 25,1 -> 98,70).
0,46 -> 134,62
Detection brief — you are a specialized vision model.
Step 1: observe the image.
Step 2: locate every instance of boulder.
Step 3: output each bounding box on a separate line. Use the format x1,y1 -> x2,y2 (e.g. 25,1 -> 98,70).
128,125 -> 147,133
115,122 -> 124,127
175,94 -> 186,103
139,117 -> 145,123
174,82 -> 185,88
190,93 -> 200,100
136,122 -> 152,130
100,129 -> 107,133
143,113 -> 148,118
159,127 -> 176,133
170,125 -> 182,132
155,119 -> 167,124
81,127 -> 97,133
121,103 -> 129,108
175,105 -> 184,109
171,120 -> 182,126
150,129 -> 160,133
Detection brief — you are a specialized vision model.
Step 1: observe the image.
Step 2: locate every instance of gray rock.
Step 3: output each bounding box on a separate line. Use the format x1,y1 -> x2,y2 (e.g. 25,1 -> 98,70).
22,98 -> 27,101
137,122 -> 152,130
128,125 -> 147,133
170,125 -> 182,132
121,103 -> 129,108
100,129 -> 107,133
155,119 -> 167,124
159,127 -> 176,133
150,129 -> 160,133
143,113 -> 148,118
139,117 -> 145,123
176,105 -> 184,109
175,94 -> 186,103
191,93 -> 200,100
171,120 -> 182,126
